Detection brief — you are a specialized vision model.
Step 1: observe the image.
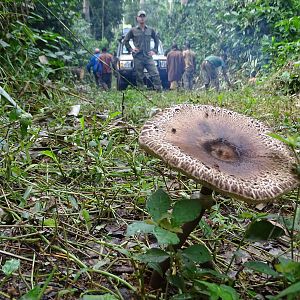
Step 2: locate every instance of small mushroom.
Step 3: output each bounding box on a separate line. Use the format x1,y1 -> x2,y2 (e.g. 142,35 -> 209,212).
139,104 -> 299,288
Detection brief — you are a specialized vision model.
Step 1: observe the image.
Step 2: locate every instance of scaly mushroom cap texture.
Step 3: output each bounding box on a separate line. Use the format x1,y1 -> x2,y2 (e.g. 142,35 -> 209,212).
139,104 -> 299,203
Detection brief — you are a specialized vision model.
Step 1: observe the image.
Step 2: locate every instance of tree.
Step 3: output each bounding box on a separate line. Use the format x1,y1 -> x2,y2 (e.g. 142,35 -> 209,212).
153,0 -> 300,74
123,0 -> 140,26
83,0 -> 90,23
88,0 -> 123,41
30,0 -> 81,35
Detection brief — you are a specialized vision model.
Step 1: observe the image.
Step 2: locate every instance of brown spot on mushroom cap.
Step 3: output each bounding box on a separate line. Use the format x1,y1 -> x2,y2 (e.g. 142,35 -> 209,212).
139,104 -> 299,203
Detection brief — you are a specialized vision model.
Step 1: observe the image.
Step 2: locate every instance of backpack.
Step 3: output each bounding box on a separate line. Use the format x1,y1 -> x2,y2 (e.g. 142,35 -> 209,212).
93,55 -> 103,74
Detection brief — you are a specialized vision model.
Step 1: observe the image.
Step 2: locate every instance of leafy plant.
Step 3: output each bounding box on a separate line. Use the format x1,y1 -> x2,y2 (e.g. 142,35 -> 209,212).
41,149 -> 66,178
1,259 -> 20,276
244,258 -> 300,299
19,267 -> 56,300
0,259 -> 20,290
127,189 -> 238,299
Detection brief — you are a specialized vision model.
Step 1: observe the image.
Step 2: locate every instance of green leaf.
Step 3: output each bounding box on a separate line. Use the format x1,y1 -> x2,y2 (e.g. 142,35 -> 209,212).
274,257 -> 300,282
109,111 -> 121,119
55,51 -> 65,56
63,55 -> 72,60
23,186 -> 33,201
2,259 -> 20,275
245,220 -> 285,241
159,216 -> 182,233
147,261 -> 163,275
172,199 -> 202,225
268,133 -> 289,145
244,261 -> 279,277
9,109 -> 19,121
238,212 -> 254,219
79,116 -> 85,130
218,284 -> 240,300
0,39 -> 9,48
137,248 -> 170,263
57,289 -> 77,297
276,215 -> 300,231
126,221 -> 155,236
195,269 -> 228,281
68,195 -> 79,210
167,274 -> 185,290
82,294 -> 118,300
42,218 -> 57,227
20,185 -> 33,208
81,209 -> 91,230
41,150 -> 57,161
34,201 -> 42,213
77,49 -> 87,55
153,226 -> 180,245
182,244 -> 212,264
271,281 -> 300,300
147,189 -> 171,222
195,281 -> 239,300
19,286 -> 42,300
280,71 -> 291,82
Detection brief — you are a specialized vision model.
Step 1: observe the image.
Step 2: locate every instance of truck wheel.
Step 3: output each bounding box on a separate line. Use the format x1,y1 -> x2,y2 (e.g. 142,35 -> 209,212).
117,74 -> 127,91
162,80 -> 170,90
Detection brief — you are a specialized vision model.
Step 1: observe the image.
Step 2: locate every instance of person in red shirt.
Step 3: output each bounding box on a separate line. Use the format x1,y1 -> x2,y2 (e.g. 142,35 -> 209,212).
99,47 -> 114,90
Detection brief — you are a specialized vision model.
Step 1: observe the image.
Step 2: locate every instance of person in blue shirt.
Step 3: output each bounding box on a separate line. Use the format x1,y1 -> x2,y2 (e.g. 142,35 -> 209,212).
201,54 -> 231,92
86,48 -> 102,86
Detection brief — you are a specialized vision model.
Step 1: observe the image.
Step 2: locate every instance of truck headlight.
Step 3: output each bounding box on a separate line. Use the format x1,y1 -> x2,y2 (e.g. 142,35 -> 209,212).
160,60 -> 167,68
119,61 -> 132,69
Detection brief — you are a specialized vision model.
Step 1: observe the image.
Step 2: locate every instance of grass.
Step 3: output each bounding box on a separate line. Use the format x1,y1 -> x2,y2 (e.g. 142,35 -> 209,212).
0,80 -> 299,299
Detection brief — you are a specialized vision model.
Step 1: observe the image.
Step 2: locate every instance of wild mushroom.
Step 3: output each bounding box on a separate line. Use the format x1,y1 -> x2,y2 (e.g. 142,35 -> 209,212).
139,104 -> 299,288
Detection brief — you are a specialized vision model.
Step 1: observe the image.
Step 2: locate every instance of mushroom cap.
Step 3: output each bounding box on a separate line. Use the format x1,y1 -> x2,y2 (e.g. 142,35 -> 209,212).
139,104 -> 299,203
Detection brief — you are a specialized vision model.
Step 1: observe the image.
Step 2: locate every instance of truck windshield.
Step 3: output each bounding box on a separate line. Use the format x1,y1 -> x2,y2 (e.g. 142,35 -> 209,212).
122,40 -> 164,55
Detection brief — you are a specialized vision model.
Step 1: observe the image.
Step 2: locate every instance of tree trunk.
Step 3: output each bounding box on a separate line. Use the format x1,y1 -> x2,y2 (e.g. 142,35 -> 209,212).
83,0 -> 90,23
168,0 -> 173,12
101,0 -> 104,40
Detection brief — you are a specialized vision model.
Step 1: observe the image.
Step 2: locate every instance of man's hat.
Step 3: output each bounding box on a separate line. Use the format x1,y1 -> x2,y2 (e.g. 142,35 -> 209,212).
137,10 -> 146,17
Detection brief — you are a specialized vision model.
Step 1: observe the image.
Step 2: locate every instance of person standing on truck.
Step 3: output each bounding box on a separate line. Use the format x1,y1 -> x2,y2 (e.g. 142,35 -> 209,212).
123,10 -> 162,91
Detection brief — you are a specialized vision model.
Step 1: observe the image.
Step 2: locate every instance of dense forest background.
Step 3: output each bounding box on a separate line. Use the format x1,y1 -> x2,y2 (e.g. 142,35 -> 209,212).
1,0 -> 300,89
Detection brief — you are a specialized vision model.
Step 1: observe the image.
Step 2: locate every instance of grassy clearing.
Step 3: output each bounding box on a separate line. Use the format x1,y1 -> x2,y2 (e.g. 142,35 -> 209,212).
0,82 -> 299,299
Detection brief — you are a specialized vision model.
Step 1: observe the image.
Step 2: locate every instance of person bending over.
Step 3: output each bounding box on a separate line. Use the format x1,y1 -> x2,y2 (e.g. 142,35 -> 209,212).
201,54 -> 231,92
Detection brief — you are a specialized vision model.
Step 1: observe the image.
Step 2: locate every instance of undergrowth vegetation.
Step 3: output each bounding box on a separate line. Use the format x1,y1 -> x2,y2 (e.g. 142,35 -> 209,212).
0,83 -> 299,299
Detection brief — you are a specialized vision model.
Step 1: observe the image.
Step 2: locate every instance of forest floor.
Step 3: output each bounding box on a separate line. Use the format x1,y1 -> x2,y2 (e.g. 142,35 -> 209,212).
0,78 -> 299,300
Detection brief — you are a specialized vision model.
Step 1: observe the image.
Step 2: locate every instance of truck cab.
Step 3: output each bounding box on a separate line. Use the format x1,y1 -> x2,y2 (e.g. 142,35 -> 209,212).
115,29 -> 169,90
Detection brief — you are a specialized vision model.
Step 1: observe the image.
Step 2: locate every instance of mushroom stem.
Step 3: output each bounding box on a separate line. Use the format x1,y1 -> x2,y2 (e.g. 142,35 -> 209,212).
149,186 -> 214,289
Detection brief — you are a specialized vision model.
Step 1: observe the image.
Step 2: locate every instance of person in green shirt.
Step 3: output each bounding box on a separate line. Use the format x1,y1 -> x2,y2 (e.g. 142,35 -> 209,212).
201,55 -> 231,91
123,10 -> 162,91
